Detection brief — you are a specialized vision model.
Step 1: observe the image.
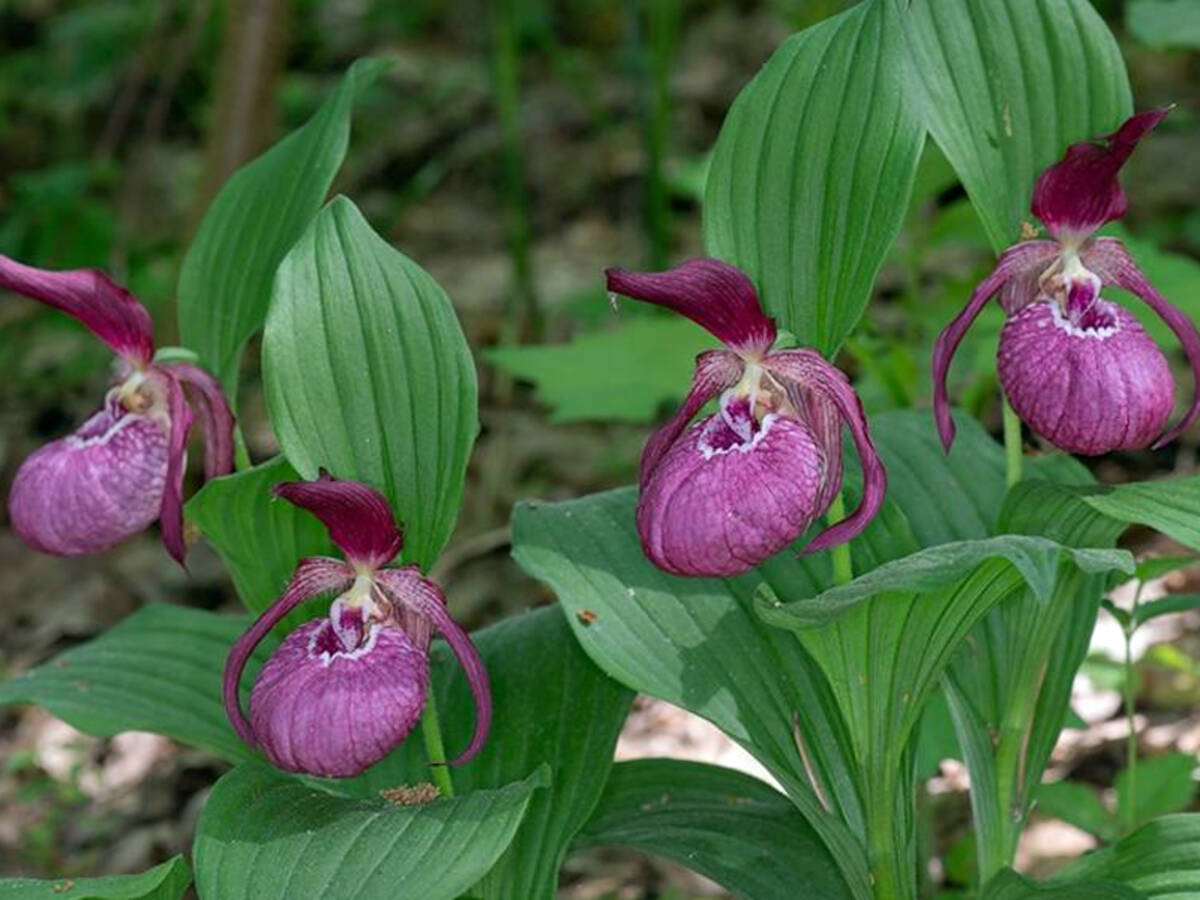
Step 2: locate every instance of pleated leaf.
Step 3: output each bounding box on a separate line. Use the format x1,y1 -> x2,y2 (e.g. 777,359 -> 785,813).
1058,813 -> 1200,897
981,869 -> 1139,900
899,0 -> 1132,250
178,58 -> 388,398
703,0 -> 923,355
0,856 -> 191,900
192,763 -> 547,900
263,196 -> 478,570
572,759 -> 852,900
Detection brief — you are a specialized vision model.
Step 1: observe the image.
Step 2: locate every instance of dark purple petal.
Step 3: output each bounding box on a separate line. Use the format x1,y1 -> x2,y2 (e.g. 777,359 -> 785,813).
1031,109 -> 1170,239
763,350 -> 887,554
250,617 -> 430,778
932,241 -> 1062,451
997,241 -> 1060,315
640,349 -> 743,489
0,254 -> 154,365
162,363 -> 235,478
274,475 -> 403,569
222,557 -> 354,750
1084,238 -> 1200,448
997,300 -> 1173,455
8,398 -> 168,556
159,374 -> 194,565
637,395 -> 827,576
606,258 -> 777,356
375,567 -> 491,766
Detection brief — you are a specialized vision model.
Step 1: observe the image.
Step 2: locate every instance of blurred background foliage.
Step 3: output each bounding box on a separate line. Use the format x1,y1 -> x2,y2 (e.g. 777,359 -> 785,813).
0,0 -> 1198,895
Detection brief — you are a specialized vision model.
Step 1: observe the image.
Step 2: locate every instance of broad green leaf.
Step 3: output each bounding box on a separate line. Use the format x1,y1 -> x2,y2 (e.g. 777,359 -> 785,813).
178,58 -> 388,397
192,762 -> 547,900
1134,555 -> 1199,585
0,605 -> 256,762
1127,0 -> 1200,49
0,856 -> 190,900
511,487 -> 875,899
1058,813 -> 1200,897
185,456 -> 334,618
346,607 -> 634,900
572,759 -> 852,900
704,0 -> 923,355
263,196 -> 478,570
981,869 -> 1139,900
1134,594 -> 1200,628
757,536 -> 1131,628
899,0 -> 1132,250
1082,476 -> 1200,552
484,318 -> 715,423
1035,780 -> 1115,841
1116,752 -> 1198,830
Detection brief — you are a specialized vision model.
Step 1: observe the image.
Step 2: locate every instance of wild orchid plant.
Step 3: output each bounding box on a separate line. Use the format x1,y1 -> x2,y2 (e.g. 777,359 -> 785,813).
4,3 -> 1200,900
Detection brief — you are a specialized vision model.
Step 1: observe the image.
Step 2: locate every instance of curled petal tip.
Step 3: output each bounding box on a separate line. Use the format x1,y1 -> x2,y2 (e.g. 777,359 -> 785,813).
606,258 -> 776,355
274,475 -> 403,569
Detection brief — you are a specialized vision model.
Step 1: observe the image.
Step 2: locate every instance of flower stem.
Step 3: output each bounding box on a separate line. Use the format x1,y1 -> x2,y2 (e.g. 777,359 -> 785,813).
421,687 -> 455,799
233,426 -> 251,472
828,492 -> 853,586
1002,395 -> 1022,487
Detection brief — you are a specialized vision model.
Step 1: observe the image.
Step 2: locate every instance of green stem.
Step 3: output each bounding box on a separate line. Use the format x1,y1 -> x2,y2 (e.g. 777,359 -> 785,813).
233,426 -> 251,472
421,688 -> 455,798
1123,582 -> 1144,833
1002,395 -> 1022,487
828,492 -> 853,585
865,777 -> 912,900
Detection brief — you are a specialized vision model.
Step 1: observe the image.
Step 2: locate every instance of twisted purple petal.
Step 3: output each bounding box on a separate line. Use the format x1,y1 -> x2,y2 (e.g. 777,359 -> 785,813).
159,373 -> 194,565
274,475 -> 403,569
1031,108 -> 1170,239
0,254 -> 154,365
764,350 -> 887,554
606,259 -> 777,356
376,567 -> 491,766
249,615 -> 430,778
163,362 -> 235,478
641,349 -> 743,488
222,557 -> 354,749
1084,237 -> 1200,448
8,398 -> 168,556
932,241 -> 1061,451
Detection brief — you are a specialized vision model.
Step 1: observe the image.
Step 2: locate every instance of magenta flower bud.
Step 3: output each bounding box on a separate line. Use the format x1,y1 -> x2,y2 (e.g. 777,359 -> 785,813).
933,109 -> 1200,457
223,476 -> 491,778
1,255 -> 235,562
606,259 -> 886,577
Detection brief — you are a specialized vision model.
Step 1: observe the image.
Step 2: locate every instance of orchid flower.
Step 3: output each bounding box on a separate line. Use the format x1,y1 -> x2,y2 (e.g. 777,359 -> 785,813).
222,474 -> 490,779
1,255 -> 234,562
934,108 -> 1200,456
606,258 -> 886,578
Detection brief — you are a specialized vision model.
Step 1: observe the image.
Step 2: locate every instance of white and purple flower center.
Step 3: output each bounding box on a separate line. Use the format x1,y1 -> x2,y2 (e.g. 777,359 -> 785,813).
697,394 -> 779,459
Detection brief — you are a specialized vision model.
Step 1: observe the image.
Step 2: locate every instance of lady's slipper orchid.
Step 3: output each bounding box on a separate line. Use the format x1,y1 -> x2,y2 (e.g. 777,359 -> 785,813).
606,258 -> 886,577
1,255 -> 234,562
222,474 -> 491,779
933,108 -> 1200,456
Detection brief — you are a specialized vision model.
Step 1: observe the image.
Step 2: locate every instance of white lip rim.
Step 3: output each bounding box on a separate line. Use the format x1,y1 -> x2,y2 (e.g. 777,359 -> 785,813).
1048,299 -> 1120,340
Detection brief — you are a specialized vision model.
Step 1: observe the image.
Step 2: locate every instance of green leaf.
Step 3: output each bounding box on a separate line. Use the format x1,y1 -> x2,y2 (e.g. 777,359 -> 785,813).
192,763 -> 547,900
1134,594 -> 1200,628
346,607 -> 634,900
0,856 -> 191,900
263,196 -> 478,570
185,456 -> 334,618
757,536 -> 1131,629
484,318 -> 716,423
1102,225 -> 1200,350
1116,752 -> 1199,830
1127,0 -> 1200,49
704,0 -> 923,355
981,869 -> 1139,900
1058,813 -> 1200,897
899,0 -> 1132,250
1035,780 -> 1115,841
572,759 -> 852,900
178,58 -> 388,398
0,605 -> 256,762
1082,477 -> 1200,553
1135,555 -> 1199,585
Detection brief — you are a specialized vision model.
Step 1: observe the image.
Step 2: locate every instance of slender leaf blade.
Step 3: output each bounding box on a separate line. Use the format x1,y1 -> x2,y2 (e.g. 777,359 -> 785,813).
0,856 -> 191,900
1058,813 -> 1200,897
263,196 -> 478,569
982,869 -> 1139,900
